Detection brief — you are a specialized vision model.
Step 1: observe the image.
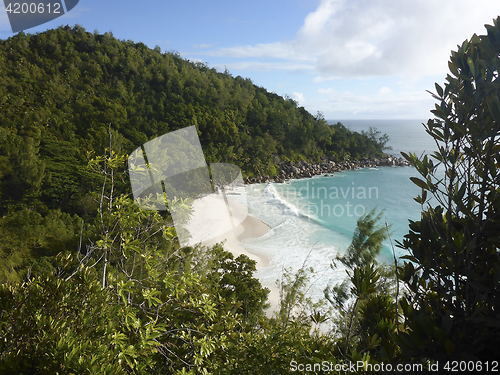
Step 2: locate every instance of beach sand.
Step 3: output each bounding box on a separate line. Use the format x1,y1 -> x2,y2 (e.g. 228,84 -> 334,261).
184,193 -> 280,316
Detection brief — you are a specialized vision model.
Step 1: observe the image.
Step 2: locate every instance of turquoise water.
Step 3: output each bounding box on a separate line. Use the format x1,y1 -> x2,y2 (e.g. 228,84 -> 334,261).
282,166 -> 424,262
241,119 -> 439,301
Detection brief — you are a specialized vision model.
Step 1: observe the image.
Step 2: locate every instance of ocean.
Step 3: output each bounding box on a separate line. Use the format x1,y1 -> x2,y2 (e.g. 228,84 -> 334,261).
240,119 -> 439,304
335,119 -> 435,157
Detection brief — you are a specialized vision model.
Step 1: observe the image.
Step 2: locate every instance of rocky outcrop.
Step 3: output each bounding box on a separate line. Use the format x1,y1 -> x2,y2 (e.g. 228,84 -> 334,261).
244,156 -> 411,184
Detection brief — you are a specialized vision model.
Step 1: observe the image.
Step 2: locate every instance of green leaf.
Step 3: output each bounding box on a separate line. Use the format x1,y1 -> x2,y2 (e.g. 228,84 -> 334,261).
435,83 -> 444,98
486,95 -> 500,123
448,61 -> 460,76
410,177 -> 428,190
444,339 -> 455,355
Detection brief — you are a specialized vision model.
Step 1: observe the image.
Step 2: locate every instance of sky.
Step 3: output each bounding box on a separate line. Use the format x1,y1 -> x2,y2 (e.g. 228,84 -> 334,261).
1,0 -> 500,120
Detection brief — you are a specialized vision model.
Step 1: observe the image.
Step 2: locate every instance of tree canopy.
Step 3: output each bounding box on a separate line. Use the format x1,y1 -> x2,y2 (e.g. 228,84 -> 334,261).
0,25 -> 386,216
398,16 -> 500,363
4,17 -> 500,372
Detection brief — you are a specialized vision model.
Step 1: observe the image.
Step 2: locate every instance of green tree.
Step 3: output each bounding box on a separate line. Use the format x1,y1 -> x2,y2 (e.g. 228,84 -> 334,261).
0,208 -> 82,282
334,209 -> 388,270
213,266 -> 337,375
0,250 -> 253,374
0,126 -> 45,205
325,209 -> 398,362
0,260 -> 155,373
398,17 -> 500,362
204,244 -> 270,321
361,126 -> 392,157
0,24 -> 389,202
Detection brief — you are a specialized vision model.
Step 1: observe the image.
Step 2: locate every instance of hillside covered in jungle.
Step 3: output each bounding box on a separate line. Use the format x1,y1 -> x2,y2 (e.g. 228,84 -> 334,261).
2,20 -> 498,372
0,25 -> 388,215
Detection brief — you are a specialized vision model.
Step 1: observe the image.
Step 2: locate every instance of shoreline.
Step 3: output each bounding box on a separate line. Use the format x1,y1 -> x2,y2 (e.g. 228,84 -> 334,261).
223,214 -> 282,316
185,196 -> 272,268
184,195 -> 281,314
238,156 -> 411,314
184,157 -> 411,315
244,155 -> 411,184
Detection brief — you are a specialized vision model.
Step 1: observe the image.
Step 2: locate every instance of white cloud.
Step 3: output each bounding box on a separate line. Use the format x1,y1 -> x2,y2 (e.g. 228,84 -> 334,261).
209,41 -> 314,61
378,87 -> 392,96
294,0 -> 483,79
315,85 -> 432,118
185,0 -> 500,118
292,92 -> 305,105
317,88 -> 335,95
193,43 -> 216,49
203,0 -> 500,80
212,61 -> 314,72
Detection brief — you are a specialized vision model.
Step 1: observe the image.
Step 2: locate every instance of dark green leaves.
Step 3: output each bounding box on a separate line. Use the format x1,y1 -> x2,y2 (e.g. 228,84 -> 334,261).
410,177 -> 428,190
435,83 -> 444,98
398,16 -> 500,363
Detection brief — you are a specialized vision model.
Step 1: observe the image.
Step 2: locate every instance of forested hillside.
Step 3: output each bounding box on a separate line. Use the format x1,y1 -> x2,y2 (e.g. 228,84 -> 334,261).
0,25 -> 387,215
0,25 -> 388,282
1,18 -> 500,373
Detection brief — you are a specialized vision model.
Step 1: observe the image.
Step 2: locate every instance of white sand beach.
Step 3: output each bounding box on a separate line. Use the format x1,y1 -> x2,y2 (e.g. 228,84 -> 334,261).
184,192 -> 280,315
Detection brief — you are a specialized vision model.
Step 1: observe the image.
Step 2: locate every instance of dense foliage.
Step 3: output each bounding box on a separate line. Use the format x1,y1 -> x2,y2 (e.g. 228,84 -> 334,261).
2,18 -> 500,373
0,25 -> 388,283
398,16 -> 500,363
0,25 -> 387,214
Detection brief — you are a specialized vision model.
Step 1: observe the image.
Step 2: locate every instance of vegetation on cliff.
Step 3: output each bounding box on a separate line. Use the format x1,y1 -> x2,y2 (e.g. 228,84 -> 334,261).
0,25 -> 389,284
0,25 -> 388,216
1,17 -> 500,373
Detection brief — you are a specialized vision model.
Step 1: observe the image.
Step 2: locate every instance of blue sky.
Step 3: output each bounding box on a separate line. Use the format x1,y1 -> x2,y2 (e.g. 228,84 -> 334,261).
1,0 -> 500,119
